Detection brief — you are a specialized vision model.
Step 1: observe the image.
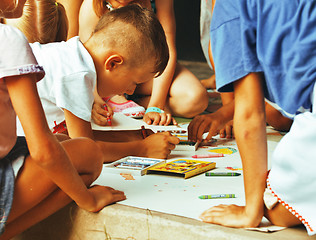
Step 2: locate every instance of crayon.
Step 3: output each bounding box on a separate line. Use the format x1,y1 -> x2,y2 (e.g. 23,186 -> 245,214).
205,172 -> 241,176
103,104 -> 112,126
192,153 -> 224,158
198,194 -> 235,199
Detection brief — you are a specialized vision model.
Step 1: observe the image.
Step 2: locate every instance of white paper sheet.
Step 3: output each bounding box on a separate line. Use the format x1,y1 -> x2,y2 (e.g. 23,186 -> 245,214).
94,136 -> 281,232
91,112 -> 183,132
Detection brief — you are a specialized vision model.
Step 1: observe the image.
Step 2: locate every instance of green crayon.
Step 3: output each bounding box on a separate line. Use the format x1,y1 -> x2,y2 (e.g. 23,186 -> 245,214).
198,194 -> 236,199
205,172 -> 241,176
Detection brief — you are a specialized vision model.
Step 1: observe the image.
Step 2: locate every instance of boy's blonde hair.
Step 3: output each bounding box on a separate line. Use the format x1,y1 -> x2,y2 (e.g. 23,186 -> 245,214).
92,4 -> 169,77
4,0 -> 68,43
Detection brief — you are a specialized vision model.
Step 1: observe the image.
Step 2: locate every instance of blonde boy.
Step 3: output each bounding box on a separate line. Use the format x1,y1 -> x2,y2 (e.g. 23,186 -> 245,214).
17,4 -> 179,161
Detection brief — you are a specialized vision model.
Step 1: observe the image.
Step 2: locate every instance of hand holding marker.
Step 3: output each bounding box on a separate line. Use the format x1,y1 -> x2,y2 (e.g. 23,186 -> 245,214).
103,104 -> 112,126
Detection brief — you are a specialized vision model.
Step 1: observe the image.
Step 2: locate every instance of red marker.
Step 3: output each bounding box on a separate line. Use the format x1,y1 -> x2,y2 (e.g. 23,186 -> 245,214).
192,153 -> 224,158
103,104 -> 112,126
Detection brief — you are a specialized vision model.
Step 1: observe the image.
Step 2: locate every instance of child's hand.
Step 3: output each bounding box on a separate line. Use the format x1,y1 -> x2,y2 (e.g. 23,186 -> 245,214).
141,132 -> 180,159
78,185 -> 126,213
199,204 -> 263,228
188,113 -> 226,142
143,111 -> 177,126
219,120 -> 234,139
92,101 -> 113,126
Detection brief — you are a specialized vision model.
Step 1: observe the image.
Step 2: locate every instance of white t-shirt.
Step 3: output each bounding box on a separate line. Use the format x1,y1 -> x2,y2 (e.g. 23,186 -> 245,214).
18,37 -> 97,134
0,24 -> 44,157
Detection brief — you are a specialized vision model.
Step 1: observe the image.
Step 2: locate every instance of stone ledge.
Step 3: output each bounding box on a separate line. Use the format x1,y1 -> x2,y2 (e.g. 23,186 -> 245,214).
13,202 -> 314,240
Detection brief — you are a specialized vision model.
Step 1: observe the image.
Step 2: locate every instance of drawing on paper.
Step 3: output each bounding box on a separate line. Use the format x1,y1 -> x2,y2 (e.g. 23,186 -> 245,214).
208,147 -> 237,155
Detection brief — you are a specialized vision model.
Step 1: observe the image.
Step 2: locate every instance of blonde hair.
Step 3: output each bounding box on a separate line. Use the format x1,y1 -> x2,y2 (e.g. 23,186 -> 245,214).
5,0 -> 68,43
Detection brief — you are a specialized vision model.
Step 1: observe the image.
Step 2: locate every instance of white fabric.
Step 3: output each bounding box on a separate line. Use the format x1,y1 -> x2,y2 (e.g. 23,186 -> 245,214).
17,37 -> 96,135
0,24 -> 44,157
200,0 -> 213,68
267,82 -> 316,236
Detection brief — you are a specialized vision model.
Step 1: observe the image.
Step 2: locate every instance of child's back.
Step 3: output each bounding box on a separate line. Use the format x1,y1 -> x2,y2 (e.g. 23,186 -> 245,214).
30,38 -> 96,131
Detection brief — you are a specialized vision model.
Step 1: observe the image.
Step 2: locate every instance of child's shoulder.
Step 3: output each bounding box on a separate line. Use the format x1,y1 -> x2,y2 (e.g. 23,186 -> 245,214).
0,24 -> 29,46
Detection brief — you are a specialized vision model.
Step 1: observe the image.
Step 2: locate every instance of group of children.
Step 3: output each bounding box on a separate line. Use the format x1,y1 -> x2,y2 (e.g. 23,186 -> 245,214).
55,0 -> 209,126
0,1 -> 181,238
0,0 -> 315,238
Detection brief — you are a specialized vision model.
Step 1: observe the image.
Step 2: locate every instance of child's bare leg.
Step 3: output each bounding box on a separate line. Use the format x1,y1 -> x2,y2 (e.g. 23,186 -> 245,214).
1,188 -> 72,239
0,138 -> 103,239
135,64 -> 209,118
167,64 -> 209,118
264,203 -> 302,227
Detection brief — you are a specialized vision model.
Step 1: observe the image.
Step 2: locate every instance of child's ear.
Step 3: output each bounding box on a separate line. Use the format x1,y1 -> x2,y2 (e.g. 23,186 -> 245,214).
104,55 -> 124,70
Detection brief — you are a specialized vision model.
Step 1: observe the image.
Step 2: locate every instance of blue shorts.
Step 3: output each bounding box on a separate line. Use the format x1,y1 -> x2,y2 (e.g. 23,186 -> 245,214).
0,137 -> 29,235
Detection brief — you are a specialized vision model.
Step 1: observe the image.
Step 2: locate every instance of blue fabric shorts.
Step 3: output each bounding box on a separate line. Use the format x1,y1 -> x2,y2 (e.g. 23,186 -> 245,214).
0,137 -> 29,235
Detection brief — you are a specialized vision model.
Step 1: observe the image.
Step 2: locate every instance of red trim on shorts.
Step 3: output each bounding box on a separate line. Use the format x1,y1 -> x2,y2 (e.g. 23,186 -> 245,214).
267,177 -> 314,234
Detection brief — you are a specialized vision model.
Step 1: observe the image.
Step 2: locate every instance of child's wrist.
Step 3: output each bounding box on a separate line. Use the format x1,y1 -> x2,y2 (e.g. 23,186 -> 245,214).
145,107 -> 164,114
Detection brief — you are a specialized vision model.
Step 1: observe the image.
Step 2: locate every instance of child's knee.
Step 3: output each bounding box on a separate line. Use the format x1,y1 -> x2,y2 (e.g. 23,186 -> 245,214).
65,137 -> 103,183
83,138 -> 104,180
177,88 -> 209,117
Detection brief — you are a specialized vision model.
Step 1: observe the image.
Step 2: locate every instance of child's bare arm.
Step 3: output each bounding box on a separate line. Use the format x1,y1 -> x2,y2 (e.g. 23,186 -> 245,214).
57,0 -> 83,39
64,108 -> 179,161
95,132 -> 180,162
144,0 -> 176,125
200,72 -> 267,228
64,109 -> 95,139
6,74 -> 125,212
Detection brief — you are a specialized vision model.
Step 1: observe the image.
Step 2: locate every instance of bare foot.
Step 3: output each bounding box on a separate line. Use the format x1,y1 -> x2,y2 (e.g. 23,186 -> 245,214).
110,94 -> 129,103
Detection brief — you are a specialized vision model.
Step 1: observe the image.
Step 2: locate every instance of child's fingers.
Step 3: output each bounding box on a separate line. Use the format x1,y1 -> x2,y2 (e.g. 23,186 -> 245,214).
143,112 -> 160,125
151,113 -> 161,125
159,113 -> 168,125
164,113 -> 174,126
110,190 -> 126,202
91,109 -> 108,126
143,114 -> 153,125
102,103 -> 113,117
188,116 -> 203,141
172,117 -> 178,126
225,124 -> 233,139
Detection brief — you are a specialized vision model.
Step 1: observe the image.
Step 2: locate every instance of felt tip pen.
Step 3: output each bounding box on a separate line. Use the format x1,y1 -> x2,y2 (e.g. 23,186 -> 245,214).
198,194 -> 235,199
192,153 -> 224,158
205,172 -> 241,176
103,104 -> 112,126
